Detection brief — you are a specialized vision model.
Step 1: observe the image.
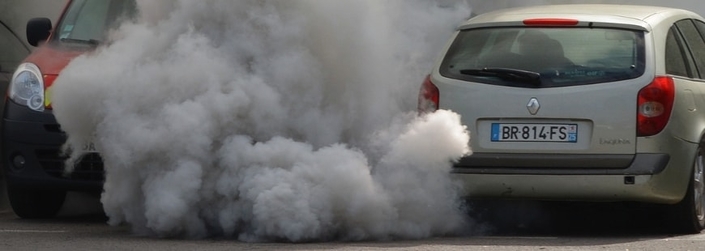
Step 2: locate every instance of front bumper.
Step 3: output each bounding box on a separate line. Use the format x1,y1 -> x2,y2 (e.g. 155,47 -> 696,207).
1,100 -> 103,191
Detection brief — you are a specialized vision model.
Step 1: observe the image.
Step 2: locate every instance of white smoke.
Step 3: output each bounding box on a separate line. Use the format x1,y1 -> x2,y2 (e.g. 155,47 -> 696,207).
51,0 -> 472,241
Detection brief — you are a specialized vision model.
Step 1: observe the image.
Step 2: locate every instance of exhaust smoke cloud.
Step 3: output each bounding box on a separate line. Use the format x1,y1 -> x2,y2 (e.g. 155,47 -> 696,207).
51,0 -> 473,241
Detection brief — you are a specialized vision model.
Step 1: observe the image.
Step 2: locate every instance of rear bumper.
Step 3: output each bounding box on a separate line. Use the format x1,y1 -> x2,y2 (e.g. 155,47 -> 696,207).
1,100 -> 103,192
452,174 -> 676,203
453,153 -> 668,175
452,152 -> 689,204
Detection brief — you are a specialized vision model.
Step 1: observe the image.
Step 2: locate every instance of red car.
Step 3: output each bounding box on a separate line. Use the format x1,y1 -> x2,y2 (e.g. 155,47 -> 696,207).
2,0 -> 135,218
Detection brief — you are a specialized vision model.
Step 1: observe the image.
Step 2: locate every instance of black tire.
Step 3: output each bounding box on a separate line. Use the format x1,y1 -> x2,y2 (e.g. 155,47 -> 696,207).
666,145 -> 705,234
6,185 -> 66,219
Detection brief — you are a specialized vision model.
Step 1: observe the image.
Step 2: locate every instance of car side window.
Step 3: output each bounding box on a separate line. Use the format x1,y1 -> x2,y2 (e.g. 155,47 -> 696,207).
0,23 -> 29,74
693,20 -> 705,53
675,19 -> 705,78
666,25 -> 692,77
695,20 -> 705,35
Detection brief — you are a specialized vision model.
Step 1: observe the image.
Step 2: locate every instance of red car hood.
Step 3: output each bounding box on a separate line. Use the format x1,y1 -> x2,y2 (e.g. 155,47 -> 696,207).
22,43 -> 91,108
24,44 -> 89,76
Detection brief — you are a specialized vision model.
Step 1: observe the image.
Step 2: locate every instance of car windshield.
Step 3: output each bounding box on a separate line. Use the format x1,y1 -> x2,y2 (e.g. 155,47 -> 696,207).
54,0 -> 137,45
440,27 -> 646,88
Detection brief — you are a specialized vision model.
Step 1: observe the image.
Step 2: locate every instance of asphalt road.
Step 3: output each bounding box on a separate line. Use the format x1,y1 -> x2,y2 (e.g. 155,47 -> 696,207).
1,207 -> 705,251
2,178 -> 705,251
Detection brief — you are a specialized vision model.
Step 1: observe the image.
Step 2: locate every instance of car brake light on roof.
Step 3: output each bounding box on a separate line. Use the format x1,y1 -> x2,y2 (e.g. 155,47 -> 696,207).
418,75 -> 439,114
637,76 -> 675,137
523,18 -> 579,26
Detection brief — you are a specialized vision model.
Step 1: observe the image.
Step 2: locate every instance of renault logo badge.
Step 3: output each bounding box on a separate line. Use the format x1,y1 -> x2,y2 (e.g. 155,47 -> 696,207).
527,98 -> 540,115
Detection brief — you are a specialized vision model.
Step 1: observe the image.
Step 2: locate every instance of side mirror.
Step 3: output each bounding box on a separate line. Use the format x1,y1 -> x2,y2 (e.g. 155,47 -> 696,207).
26,18 -> 52,47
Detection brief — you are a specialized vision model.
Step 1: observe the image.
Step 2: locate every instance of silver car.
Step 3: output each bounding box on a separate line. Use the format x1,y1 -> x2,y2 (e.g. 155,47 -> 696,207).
420,4 -> 705,233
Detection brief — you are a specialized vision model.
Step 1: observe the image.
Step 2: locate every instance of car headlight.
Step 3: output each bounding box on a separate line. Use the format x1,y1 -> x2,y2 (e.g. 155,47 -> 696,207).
10,63 -> 45,112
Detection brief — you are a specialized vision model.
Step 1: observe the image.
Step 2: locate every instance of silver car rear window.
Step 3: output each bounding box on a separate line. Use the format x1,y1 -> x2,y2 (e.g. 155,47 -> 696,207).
440,27 -> 646,88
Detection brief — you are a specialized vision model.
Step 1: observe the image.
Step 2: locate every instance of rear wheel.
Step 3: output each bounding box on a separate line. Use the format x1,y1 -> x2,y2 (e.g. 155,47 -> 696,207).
6,185 -> 66,219
667,144 -> 705,233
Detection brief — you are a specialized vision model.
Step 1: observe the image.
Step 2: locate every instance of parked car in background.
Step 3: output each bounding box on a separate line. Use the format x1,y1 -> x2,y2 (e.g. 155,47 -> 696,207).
0,20 -> 31,111
2,0 -> 135,218
420,4 -> 705,233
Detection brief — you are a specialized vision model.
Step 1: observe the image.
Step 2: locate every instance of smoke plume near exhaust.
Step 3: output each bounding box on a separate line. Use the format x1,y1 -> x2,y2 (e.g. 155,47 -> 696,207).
51,0 -> 472,241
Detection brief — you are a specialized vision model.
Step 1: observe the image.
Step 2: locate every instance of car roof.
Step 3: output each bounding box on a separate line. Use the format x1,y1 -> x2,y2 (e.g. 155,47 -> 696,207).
461,4 -> 703,31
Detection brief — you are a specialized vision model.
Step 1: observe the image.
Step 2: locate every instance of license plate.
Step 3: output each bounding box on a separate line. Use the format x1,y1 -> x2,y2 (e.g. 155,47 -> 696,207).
491,123 -> 578,142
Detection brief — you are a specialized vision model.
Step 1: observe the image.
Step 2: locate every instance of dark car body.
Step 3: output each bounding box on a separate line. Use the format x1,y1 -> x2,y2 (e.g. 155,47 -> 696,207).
2,0 -> 135,218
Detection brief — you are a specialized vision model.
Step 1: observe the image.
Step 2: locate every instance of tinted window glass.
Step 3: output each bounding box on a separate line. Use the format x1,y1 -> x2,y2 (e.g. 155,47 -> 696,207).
695,20 -> 705,40
55,0 -> 136,44
693,20 -> 705,74
440,27 -> 645,88
666,26 -> 692,77
0,22 -> 30,74
675,20 -> 705,78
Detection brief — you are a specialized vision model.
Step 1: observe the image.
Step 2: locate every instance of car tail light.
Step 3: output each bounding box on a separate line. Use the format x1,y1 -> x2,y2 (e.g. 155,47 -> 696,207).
523,18 -> 579,26
418,75 -> 439,114
637,76 -> 675,137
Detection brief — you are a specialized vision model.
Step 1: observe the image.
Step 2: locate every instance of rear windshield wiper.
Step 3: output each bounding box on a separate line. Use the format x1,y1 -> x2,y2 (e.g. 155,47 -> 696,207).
460,68 -> 542,86
60,38 -> 101,46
